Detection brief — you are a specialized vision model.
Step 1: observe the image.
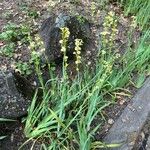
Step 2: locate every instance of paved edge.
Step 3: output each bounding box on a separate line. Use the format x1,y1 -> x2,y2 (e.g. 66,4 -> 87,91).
103,77 -> 150,150
147,136 -> 150,149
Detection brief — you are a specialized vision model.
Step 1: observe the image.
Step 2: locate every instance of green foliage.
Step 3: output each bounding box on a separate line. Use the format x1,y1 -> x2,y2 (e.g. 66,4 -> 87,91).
0,43 -> 15,57
27,10 -> 39,19
23,23 -> 150,149
0,23 -> 32,76
0,23 -> 18,41
29,51 -> 40,64
1,1 -> 149,149
120,0 -> 150,29
134,31 -> 150,87
0,23 -> 31,42
15,61 -> 32,75
0,136 -> 7,140
23,27 -> 114,149
76,15 -> 86,24
0,118 -> 16,121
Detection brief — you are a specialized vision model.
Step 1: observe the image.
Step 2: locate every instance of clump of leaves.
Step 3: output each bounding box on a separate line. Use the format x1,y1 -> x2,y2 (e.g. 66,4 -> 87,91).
76,15 -> 86,24
15,61 -> 32,75
0,23 -> 18,42
23,27 -> 121,150
27,10 -> 39,19
0,43 -> 15,57
0,23 -> 31,42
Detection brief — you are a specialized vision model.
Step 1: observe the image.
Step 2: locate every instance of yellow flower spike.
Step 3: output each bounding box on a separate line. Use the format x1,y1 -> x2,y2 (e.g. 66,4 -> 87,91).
100,10 -> 118,52
59,27 -> 70,78
74,38 -> 83,72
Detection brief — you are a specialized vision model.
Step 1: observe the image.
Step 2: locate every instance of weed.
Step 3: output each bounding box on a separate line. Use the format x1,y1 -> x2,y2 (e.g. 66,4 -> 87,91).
23,25 -> 124,150
76,15 -> 86,24
73,39 -> 83,72
91,2 -> 97,17
0,23 -> 18,42
100,11 -> 118,52
0,43 -> 15,57
28,34 -> 44,54
22,25 -> 150,150
9,1 -> 148,149
59,27 -> 70,79
0,23 -> 31,42
15,61 -> 32,75
27,10 -> 39,19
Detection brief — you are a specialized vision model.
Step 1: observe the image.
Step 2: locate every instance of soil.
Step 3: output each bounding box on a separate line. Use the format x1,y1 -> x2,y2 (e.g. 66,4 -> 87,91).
136,115 -> 150,150
0,0 -> 146,149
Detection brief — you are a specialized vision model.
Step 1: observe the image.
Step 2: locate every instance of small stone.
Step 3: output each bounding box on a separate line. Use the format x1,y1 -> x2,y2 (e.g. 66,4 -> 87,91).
87,61 -> 91,65
140,132 -> 145,140
108,118 -> 114,125
119,99 -> 125,105
33,81 -> 37,86
122,118 -> 127,123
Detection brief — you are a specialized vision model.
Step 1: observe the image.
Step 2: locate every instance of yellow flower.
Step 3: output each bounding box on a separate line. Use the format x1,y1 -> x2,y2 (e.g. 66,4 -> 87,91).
59,40 -> 63,44
101,31 -> 109,36
64,56 -> 68,61
60,46 -> 66,52
108,11 -> 115,16
73,39 -> 83,72
77,51 -> 81,54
